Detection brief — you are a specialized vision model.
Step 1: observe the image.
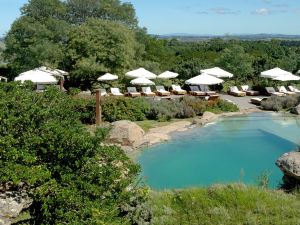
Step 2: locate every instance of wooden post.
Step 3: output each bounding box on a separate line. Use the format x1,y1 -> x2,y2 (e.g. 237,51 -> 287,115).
60,79 -> 64,91
96,90 -> 102,125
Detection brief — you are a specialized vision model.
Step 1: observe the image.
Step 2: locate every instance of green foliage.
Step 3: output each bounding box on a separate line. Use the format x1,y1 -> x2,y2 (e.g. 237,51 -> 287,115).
261,95 -> 300,111
102,97 -> 150,122
150,184 -> 300,225
4,0 -> 140,86
100,96 -> 238,123
67,18 -> 137,89
216,45 -> 254,84
0,83 -> 148,224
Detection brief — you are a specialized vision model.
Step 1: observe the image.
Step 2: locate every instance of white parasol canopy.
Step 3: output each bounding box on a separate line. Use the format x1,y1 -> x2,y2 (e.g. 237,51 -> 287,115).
38,66 -> 68,79
200,67 -> 233,78
0,76 -> 7,82
97,73 -> 118,81
272,74 -> 300,81
185,73 -> 224,85
261,67 -> 292,78
157,71 -> 179,79
126,68 -> 157,79
15,69 -> 58,84
130,77 -> 155,85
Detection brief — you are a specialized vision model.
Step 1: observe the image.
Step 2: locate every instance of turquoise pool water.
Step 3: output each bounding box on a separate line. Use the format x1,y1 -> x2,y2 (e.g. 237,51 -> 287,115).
138,113 -> 300,190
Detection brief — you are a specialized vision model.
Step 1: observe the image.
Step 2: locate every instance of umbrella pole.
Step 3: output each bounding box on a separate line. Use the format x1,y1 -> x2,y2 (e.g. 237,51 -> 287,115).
96,90 -> 102,125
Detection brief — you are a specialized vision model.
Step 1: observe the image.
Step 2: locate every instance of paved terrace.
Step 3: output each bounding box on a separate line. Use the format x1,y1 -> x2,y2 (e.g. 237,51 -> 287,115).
220,94 -> 265,110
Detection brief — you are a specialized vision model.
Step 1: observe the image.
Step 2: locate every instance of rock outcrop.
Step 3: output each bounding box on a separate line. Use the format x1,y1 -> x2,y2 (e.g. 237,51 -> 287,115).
276,151 -> 300,188
106,120 -> 145,148
142,121 -> 191,147
193,112 -> 219,126
291,104 -> 300,115
0,182 -> 32,225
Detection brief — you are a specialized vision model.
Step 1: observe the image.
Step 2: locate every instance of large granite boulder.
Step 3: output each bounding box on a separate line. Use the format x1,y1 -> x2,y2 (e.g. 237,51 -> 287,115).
276,151 -> 300,188
106,120 -> 145,148
291,104 -> 300,115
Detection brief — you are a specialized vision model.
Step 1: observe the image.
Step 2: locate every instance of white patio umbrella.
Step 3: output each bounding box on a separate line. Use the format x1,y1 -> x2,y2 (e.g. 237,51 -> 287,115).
185,73 -> 224,85
15,69 -> 58,84
272,73 -> 300,81
126,68 -> 157,79
97,73 -> 118,81
260,67 -> 291,79
38,66 -> 68,80
0,76 -> 7,82
130,77 -> 155,85
157,71 -> 179,79
200,67 -> 233,78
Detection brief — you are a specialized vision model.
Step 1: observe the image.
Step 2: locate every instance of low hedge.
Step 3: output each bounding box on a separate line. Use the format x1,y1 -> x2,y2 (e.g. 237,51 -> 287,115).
77,96 -> 239,123
261,95 -> 300,111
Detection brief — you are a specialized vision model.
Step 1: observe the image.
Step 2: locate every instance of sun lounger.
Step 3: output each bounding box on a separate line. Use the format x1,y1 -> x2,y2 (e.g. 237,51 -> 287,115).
156,86 -> 171,96
100,88 -> 108,96
189,86 -> 206,96
241,85 -> 259,96
250,97 -> 269,105
110,88 -> 124,96
277,86 -> 296,95
126,87 -> 141,97
199,85 -> 217,95
265,87 -> 285,96
229,86 -> 246,97
142,87 -> 156,97
288,86 -> 300,93
171,85 -> 187,95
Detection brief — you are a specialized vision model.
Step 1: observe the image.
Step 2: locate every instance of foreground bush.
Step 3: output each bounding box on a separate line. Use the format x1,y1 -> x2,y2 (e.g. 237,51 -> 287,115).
0,83 -> 149,224
150,184 -> 300,225
261,95 -> 300,111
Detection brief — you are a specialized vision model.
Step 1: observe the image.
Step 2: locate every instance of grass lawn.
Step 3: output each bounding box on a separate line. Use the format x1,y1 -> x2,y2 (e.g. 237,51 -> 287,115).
149,184 -> 300,225
136,118 -> 194,132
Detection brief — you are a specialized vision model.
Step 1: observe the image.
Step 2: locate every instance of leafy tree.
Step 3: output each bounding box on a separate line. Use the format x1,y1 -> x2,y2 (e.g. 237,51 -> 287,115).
216,45 -> 254,84
4,0 -> 139,87
66,0 -> 138,28
66,18 -> 138,89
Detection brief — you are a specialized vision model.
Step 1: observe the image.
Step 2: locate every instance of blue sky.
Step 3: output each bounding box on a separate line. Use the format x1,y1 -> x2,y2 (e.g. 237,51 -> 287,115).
1,0 -> 300,36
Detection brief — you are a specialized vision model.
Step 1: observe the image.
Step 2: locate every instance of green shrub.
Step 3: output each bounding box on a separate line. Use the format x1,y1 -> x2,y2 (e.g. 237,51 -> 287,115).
261,95 -> 300,111
101,97 -> 150,122
0,83 -> 149,224
99,96 -> 239,123
68,87 -> 81,96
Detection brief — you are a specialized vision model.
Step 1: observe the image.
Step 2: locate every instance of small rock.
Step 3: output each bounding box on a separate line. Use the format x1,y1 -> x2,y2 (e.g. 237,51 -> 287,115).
291,104 -> 300,115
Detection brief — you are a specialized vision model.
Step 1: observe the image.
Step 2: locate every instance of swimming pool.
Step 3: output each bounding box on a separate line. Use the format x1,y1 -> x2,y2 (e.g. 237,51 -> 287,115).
138,112 -> 300,190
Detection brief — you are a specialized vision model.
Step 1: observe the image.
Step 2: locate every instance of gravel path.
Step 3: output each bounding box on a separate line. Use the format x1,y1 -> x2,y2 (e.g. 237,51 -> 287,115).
220,94 -> 266,110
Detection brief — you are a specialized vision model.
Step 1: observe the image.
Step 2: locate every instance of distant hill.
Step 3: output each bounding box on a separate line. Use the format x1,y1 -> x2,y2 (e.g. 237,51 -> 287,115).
157,33 -> 300,41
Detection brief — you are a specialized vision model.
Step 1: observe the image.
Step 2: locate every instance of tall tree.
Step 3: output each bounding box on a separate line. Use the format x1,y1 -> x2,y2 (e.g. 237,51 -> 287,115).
66,0 -> 138,27
216,45 -> 254,84
66,18 -> 138,89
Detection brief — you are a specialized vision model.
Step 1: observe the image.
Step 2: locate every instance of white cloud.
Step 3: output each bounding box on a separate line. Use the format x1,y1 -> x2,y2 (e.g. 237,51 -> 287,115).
252,8 -> 271,15
210,7 -> 240,15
